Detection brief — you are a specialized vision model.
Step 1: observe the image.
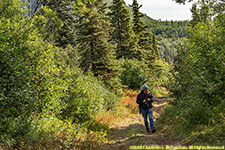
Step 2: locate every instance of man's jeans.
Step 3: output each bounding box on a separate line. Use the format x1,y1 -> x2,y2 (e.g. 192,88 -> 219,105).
141,108 -> 154,131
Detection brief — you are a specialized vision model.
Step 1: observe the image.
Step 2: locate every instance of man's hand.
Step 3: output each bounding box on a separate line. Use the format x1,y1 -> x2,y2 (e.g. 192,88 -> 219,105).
147,98 -> 151,101
143,99 -> 146,103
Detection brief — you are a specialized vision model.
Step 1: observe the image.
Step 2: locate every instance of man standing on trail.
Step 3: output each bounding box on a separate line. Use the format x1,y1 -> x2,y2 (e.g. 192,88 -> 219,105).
136,85 -> 156,133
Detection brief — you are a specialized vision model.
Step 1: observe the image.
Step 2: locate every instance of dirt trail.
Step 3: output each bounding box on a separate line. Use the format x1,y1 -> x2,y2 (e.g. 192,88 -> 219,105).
100,97 -> 185,150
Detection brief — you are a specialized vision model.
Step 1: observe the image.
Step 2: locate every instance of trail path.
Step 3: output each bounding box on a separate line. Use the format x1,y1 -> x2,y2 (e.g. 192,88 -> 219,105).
100,97 -> 186,150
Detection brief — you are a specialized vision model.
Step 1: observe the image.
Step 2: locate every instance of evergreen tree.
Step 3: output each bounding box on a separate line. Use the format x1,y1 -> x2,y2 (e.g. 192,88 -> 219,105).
75,0 -> 120,90
43,0 -> 76,47
152,32 -> 160,59
189,3 -> 201,27
130,0 -> 152,52
108,0 -> 143,60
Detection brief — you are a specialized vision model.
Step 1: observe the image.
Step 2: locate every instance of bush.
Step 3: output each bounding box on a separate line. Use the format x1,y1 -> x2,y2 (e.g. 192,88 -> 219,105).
160,2 -> 225,145
0,1 -> 117,147
158,97 -> 225,145
119,59 -> 148,90
1,114 -> 107,149
0,1 -> 65,145
59,67 -> 119,126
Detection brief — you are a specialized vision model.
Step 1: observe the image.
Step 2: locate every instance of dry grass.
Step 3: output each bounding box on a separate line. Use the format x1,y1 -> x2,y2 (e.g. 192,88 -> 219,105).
95,90 -> 139,128
121,90 -> 139,114
95,88 -> 169,127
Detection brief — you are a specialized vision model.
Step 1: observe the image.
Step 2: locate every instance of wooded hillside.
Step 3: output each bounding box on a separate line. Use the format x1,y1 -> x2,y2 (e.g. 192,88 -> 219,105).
0,0 -> 224,149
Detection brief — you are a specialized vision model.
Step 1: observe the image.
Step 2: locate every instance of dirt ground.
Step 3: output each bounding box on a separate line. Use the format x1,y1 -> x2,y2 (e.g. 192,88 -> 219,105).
100,97 -> 186,150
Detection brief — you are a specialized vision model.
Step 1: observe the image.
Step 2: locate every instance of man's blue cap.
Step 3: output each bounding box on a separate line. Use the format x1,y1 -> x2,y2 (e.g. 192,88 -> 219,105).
142,85 -> 148,91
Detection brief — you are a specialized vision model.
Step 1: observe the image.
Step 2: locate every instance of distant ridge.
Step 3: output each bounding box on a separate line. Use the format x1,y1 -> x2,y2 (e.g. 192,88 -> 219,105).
104,0 -> 189,39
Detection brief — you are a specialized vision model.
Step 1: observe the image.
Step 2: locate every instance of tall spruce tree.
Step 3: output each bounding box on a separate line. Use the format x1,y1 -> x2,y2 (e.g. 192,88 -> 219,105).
108,0 -> 143,60
152,32 -> 160,59
75,0 -> 120,90
130,0 -> 152,52
43,0 -> 76,47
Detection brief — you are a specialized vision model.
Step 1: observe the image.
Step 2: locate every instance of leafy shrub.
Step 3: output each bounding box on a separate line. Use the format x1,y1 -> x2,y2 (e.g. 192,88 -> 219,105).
119,59 -> 148,90
147,58 -> 171,95
0,1 -> 117,147
160,2 -> 225,145
59,67 -> 119,126
3,114 -> 107,149
0,1 -> 66,145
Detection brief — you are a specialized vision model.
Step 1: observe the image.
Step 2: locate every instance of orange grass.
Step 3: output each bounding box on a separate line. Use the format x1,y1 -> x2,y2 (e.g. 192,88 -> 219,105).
121,90 -> 139,113
95,109 -> 119,126
95,90 -> 140,127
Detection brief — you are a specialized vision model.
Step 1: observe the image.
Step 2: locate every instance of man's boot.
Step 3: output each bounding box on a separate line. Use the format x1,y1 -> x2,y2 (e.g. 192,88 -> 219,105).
151,128 -> 156,133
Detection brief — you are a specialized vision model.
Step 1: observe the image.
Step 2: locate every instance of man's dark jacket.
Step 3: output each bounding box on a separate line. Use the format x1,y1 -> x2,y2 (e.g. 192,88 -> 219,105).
136,90 -> 154,110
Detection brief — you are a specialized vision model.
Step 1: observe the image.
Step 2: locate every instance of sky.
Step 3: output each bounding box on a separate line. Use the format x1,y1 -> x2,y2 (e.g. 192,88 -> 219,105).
124,0 -> 194,21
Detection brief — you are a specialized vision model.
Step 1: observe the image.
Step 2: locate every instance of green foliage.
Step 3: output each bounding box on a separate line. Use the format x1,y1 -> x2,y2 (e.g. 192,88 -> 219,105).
59,66 -> 119,125
147,59 -> 171,94
34,3 -> 63,43
57,44 -> 80,67
130,0 -> 152,52
14,114 -> 107,149
128,0 -> 170,93
158,38 -> 187,63
23,115 -> 83,149
4,0 -> 217,148
152,32 -> 160,59
75,0 -> 122,92
0,0 -> 118,148
141,14 -> 189,62
106,0 -> 189,40
163,0 -> 225,145
42,0 -> 76,47
148,20 -> 189,39
0,0 -> 65,145
119,59 -> 148,90
108,0 -> 143,60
